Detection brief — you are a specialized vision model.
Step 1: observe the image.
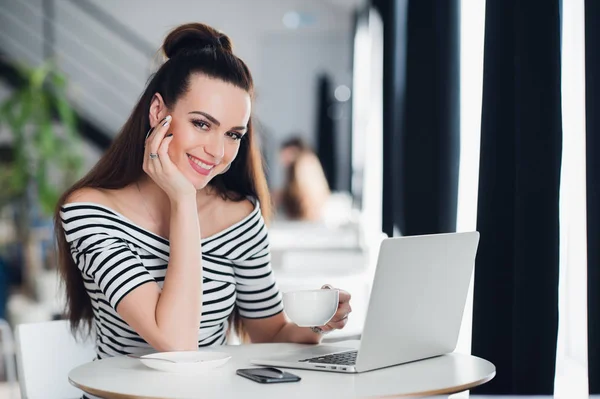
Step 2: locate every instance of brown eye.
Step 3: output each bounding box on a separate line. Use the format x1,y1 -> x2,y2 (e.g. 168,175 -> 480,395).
192,120 -> 210,130
226,132 -> 243,141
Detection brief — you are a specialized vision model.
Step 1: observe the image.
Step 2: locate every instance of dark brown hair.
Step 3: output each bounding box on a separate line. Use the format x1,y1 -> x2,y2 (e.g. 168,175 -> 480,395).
281,149 -> 330,221
280,136 -> 308,151
54,23 -> 270,341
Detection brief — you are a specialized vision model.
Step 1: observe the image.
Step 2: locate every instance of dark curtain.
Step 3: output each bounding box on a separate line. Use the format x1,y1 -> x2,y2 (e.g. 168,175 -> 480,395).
399,0 -> 460,235
374,0 -> 459,237
374,0 -> 407,236
586,0 -> 600,393
471,0 -> 562,395
315,74 -> 337,190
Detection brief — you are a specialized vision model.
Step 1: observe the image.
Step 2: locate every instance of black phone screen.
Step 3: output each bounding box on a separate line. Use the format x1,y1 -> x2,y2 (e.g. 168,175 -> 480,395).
236,367 -> 301,383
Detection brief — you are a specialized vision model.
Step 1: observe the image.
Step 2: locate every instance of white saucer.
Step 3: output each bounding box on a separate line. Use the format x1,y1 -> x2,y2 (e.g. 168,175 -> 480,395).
139,351 -> 231,374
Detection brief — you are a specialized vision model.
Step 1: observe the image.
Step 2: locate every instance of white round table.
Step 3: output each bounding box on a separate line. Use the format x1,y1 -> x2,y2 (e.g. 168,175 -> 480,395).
69,342 -> 495,399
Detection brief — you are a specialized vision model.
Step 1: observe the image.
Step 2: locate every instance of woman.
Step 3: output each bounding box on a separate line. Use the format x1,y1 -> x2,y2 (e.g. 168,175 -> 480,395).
279,138 -> 331,221
55,23 -> 351,359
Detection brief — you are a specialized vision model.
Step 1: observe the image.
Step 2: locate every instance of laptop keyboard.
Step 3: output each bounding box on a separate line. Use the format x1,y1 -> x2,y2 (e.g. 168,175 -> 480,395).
299,350 -> 358,365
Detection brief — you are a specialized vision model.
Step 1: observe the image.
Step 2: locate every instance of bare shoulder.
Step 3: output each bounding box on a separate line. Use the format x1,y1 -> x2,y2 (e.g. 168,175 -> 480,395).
64,187 -> 116,208
221,196 -> 256,222
202,195 -> 257,238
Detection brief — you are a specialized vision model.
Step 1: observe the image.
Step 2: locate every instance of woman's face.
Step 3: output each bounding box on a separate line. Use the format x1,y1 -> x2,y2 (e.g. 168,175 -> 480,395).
153,74 -> 251,190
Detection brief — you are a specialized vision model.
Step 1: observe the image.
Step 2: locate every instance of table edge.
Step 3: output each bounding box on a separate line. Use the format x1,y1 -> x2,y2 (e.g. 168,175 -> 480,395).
70,377 -> 161,399
70,368 -> 497,399
369,369 -> 497,399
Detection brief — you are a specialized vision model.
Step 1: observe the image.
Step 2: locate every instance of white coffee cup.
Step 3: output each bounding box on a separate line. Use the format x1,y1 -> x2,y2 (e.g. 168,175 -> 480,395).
282,289 -> 339,327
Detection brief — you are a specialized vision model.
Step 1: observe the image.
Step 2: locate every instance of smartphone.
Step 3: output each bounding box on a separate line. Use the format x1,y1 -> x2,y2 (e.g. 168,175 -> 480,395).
236,367 -> 301,384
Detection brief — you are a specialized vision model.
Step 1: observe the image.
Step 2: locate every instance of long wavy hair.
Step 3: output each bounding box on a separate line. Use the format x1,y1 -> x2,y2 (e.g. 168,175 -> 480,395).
54,23 -> 270,341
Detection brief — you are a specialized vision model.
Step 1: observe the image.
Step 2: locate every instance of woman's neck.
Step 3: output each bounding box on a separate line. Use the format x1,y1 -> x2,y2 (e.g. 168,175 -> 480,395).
134,176 -> 216,218
133,176 -> 171,229
136,176 -> 170,210
196,184 -> 218,211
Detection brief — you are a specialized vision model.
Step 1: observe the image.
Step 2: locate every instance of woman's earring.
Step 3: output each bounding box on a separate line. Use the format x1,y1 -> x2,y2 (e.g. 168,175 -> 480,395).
219,164 -> 231,175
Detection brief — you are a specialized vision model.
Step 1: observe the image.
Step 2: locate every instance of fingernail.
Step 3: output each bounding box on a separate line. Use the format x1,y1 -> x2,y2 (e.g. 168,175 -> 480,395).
162,115 -> 172,126
166,133 -> 173,137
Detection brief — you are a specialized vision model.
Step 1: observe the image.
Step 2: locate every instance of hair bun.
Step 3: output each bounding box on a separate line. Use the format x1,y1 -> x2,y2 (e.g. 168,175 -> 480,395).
162,23 -> 233,59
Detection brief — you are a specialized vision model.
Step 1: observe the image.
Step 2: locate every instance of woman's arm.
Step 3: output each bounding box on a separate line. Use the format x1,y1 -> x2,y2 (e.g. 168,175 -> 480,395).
153,197 -> 202,348
116,197 -> 201,351
242,313 -> 321,344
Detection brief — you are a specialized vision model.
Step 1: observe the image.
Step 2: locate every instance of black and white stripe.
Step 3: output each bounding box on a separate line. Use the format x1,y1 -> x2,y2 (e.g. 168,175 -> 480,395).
60,200 -> 283,359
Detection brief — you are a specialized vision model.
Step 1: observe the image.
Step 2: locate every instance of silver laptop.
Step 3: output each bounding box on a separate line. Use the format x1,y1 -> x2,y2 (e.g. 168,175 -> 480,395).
251,231 -> 480,373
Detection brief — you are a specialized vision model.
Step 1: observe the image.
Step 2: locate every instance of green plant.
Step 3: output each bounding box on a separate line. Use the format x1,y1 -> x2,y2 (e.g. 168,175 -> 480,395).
0,61 -> 83,216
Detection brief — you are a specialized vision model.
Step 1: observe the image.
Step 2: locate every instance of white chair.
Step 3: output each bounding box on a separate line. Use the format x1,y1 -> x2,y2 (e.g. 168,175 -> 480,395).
15,320 -> 95,399
0,318 -> 18,399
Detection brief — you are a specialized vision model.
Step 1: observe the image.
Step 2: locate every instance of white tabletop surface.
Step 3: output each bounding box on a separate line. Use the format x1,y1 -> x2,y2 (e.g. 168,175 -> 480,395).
69,341 -> 496,399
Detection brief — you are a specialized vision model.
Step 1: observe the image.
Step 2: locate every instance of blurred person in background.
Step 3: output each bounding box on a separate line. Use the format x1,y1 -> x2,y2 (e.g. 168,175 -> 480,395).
54,23 -> 351,360
277,137 -> 331,221
278,137 -> 307,169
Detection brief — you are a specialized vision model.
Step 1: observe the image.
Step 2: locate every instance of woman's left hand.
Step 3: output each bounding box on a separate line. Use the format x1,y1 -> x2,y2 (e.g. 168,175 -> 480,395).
318,286 -> 352,333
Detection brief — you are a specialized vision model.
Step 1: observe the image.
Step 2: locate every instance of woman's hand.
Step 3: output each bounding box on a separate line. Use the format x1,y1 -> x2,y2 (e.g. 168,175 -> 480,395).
316,285 -> 352,334
143,115 -> 196,202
